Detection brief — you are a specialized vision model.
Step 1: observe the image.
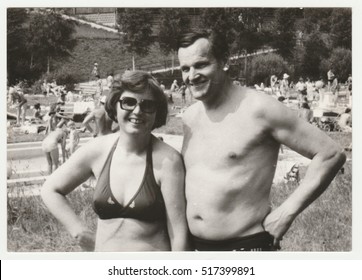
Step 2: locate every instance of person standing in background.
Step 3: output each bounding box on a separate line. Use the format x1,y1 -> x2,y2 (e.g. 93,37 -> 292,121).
81,95 -> 117,137
270,75 -> 278,95
90,62 -> 100,81
8,84 -> 28,125
280,73 -> 290,103
295,77 -> 307,107
42,126 -> 68,175
103,72 -> 114,96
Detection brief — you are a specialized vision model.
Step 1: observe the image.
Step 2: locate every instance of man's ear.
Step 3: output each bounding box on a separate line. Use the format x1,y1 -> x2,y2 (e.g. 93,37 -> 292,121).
222,58 -> 230,71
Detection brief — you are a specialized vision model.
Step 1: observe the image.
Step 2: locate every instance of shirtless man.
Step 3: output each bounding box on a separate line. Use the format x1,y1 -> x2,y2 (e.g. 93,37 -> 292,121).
178,30 -> 346,251
81,96 -> 117,137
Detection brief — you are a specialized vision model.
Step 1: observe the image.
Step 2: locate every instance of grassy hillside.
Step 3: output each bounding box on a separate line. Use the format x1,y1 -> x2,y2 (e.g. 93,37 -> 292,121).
52,21 -> 180,85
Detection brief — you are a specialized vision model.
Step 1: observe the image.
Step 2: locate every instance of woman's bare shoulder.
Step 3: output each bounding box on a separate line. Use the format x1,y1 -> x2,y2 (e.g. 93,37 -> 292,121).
74,133 -> 118,159
152,136 -> 183,167
151,136 -> 184,188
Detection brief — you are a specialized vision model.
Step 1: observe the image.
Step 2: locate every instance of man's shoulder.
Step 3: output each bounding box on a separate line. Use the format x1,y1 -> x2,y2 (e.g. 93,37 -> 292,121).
240,89 -> 287,119
242,88 -> 276,106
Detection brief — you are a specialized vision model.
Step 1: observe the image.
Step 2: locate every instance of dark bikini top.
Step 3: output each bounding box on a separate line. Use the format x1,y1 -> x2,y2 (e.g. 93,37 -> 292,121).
92,139 -> 166,221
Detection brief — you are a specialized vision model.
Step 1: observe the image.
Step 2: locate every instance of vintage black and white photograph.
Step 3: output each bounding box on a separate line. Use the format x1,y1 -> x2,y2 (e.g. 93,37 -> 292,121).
6,6 -> 352,253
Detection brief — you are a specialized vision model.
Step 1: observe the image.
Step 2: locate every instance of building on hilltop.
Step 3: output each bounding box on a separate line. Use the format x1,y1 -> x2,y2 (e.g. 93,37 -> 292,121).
65,8 -> 118,27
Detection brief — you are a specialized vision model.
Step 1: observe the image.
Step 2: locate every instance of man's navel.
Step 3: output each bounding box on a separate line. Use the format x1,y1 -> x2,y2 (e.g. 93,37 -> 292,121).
228,152 -> 238,159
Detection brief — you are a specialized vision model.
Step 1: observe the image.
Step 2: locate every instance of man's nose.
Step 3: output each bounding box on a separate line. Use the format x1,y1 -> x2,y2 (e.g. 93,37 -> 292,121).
189,68 -> 199,82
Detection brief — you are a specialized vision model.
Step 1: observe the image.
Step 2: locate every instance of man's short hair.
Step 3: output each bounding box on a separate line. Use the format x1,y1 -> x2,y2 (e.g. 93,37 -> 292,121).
177,29 -> 229,63
105,70 -> 168,129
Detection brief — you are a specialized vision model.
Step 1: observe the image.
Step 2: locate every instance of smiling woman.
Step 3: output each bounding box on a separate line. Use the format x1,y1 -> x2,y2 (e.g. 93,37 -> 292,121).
106,71 -> 168,129
41,70 -> 190,252
116,94 -> 156,135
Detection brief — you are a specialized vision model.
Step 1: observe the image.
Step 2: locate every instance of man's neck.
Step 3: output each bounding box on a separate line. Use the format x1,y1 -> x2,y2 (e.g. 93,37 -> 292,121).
202,77 -> 233,111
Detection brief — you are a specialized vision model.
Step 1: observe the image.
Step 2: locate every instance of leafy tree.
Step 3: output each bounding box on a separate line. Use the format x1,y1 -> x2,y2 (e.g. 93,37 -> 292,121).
27,9 -> 77,74
117,8 -> 154,70
291,44 -> 305,80
271,8 -> 298,59
301,8 -> 333,34
199,8 -> 237,45
231,8 -> 273,81
198,8 -> 272,55
250,53 -> 292,85
158,8 -> 190,72
198,8 -> 273,82
232,8 -> 272,54
320,48 -> 351,82
301,8 -> 351,51
7,8 -> 30,84
330,9 -> 351,50
301,32 -> 329,80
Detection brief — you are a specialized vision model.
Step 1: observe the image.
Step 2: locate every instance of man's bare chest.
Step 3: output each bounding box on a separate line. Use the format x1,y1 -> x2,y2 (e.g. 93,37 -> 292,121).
184,118 -> 266,165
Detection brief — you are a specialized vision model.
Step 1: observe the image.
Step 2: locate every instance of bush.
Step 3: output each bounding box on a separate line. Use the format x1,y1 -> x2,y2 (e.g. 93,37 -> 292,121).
320,47 -> 352,82
42,69 -> 83,91
30,79 -> 44,95
250,53 -> 293,86
55,73 -> 81,91
300,32 -> 329,80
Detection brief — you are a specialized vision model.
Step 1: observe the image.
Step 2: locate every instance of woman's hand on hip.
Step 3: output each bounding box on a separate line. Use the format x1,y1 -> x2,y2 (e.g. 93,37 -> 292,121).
75,230 -> 96,251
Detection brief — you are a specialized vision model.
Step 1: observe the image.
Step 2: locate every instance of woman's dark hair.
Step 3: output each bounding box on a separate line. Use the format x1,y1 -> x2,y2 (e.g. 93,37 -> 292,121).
105,70 -> 168,129
177,29 -> 229,63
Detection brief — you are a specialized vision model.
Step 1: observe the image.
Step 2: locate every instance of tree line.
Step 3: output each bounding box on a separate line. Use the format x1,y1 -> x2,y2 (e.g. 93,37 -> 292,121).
7,8 -> 351,87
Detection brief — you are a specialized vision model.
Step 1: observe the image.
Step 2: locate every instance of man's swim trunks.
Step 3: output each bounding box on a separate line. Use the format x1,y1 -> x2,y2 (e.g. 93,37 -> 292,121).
192,231 -> 277,251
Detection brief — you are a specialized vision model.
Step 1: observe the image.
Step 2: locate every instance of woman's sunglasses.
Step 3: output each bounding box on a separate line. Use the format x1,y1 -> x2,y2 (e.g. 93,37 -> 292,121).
118,97 -> 157,114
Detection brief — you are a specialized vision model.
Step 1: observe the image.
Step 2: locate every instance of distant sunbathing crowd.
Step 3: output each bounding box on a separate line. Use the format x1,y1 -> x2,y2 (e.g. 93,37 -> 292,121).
7,74 -> 118,176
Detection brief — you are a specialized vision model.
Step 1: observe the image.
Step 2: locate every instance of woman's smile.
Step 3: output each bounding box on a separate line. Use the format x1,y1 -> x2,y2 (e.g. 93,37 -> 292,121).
128,116 -> 145,125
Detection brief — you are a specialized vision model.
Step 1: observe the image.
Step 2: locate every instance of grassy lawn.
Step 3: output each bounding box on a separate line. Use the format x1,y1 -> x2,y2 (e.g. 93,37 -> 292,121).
270,161 -> 351,251
7,160 -> 351,252
7,130 -> 351,252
